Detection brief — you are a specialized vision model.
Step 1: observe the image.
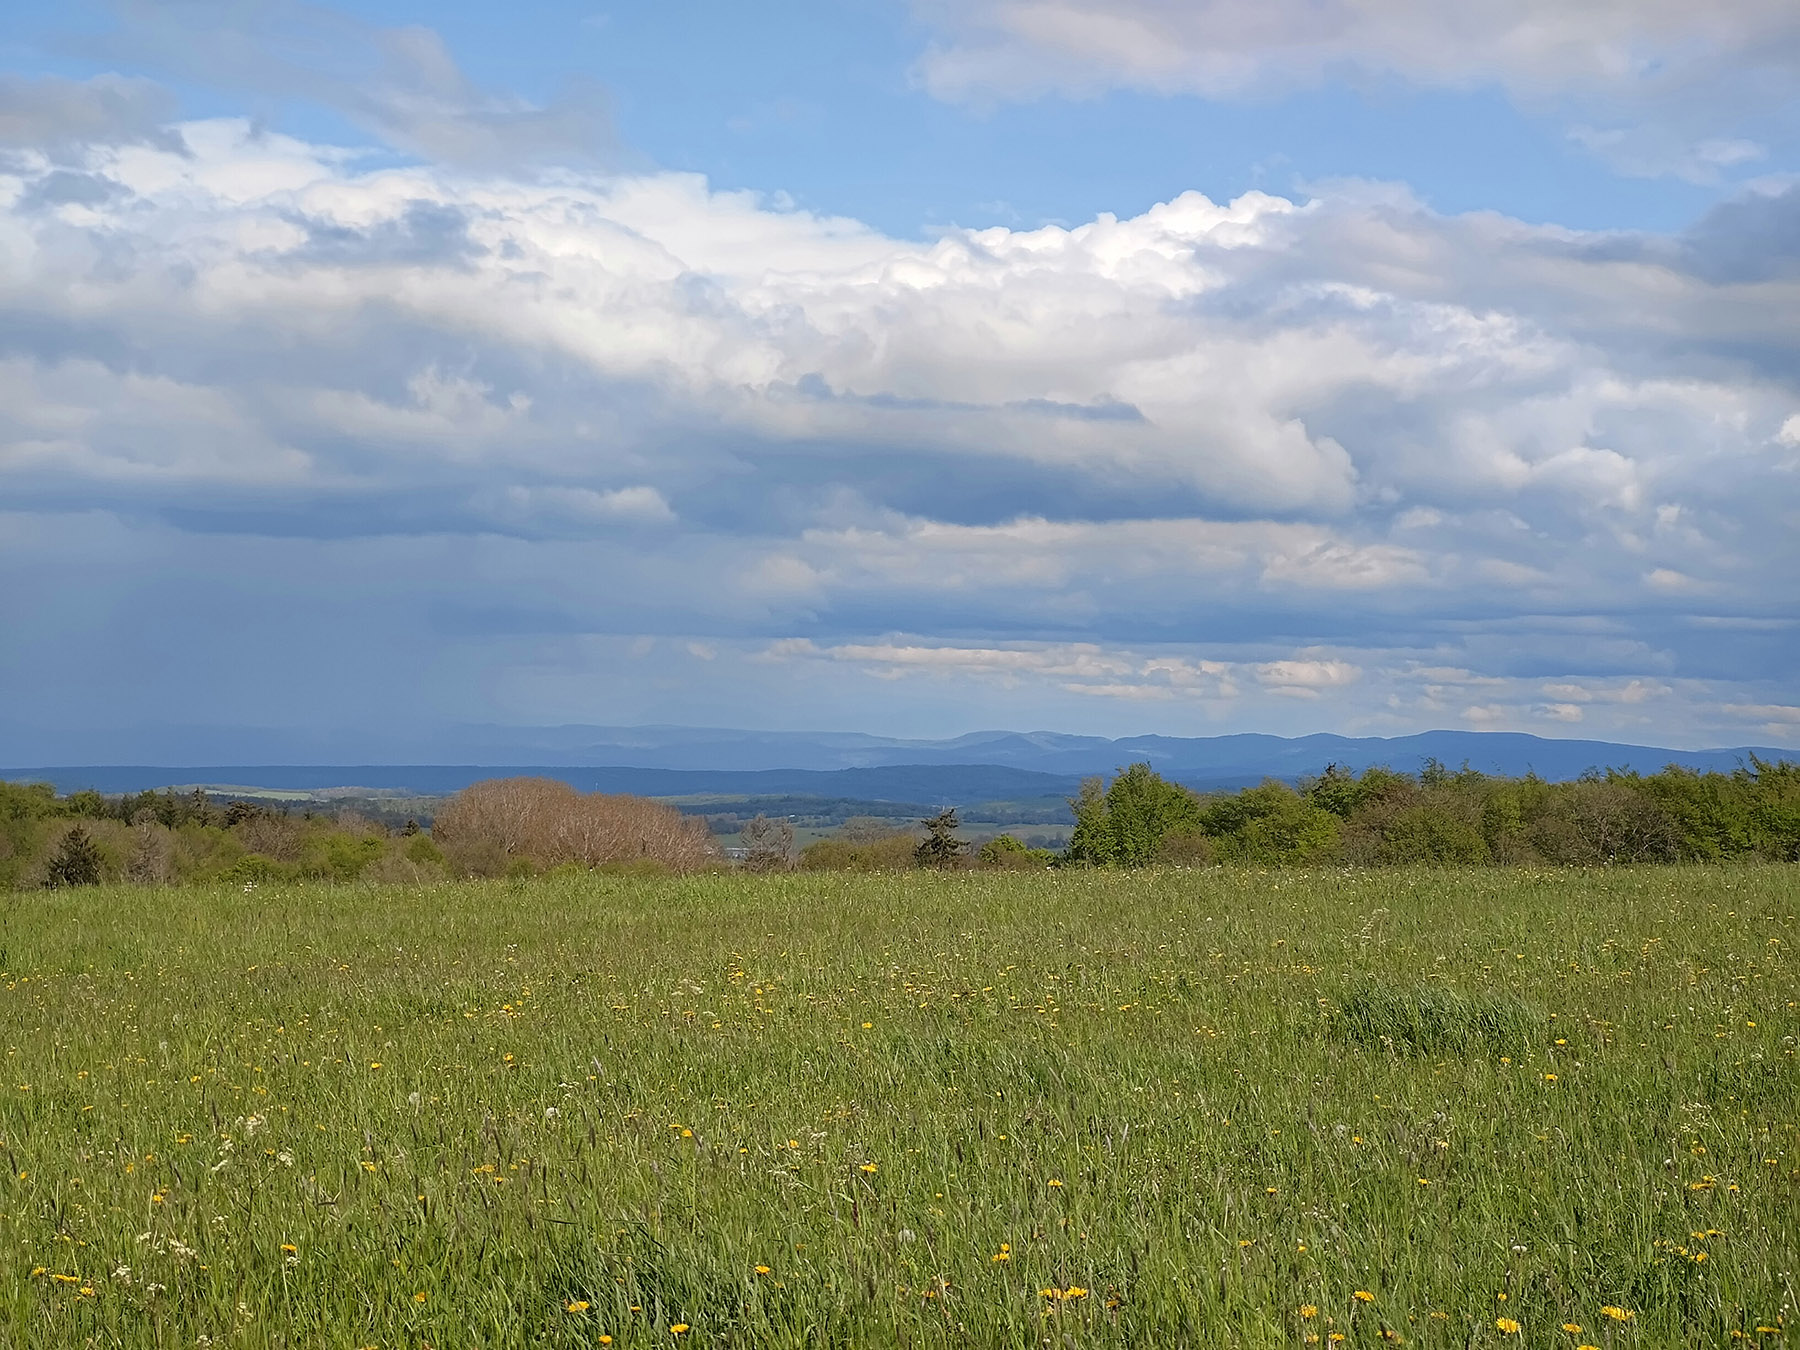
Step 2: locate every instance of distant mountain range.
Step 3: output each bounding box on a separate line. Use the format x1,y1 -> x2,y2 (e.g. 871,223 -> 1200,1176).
8,727 -> 1791,803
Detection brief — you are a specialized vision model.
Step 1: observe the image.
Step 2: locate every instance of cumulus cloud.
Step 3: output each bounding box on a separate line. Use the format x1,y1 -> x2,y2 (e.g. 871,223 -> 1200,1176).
1,121 -> 1797,745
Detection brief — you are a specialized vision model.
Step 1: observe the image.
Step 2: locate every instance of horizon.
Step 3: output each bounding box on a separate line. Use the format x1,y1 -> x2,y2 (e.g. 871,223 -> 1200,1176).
3,2 -> 1797,753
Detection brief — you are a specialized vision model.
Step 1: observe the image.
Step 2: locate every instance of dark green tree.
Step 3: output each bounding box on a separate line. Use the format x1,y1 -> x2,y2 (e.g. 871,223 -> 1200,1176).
43,825 -> 104,888
914,808 -> 969,869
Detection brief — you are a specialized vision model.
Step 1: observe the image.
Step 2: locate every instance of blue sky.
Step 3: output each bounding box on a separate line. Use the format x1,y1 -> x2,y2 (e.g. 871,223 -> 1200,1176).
2,0 -> 1798,760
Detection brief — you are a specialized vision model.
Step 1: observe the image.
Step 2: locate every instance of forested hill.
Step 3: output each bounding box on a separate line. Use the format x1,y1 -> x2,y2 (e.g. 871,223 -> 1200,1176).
9,727 -> 1791,800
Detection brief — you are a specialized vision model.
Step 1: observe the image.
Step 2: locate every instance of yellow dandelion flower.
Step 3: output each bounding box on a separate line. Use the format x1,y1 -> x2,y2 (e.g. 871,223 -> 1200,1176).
1354,1290 -> 1375,1303
1600,1306 -> 1635,1322
1497,1317 -> 1521,1334
1048,1179 -> 1063,1187
369,1062 -> 382,1070
859,1163 -> 878,1174
413,1291 -> 427,1304
1562,1324 -> 1582,1334
670,1324 -> 690,1335
281,1244 -> 298,1254
1301,1304 -> 1319,1319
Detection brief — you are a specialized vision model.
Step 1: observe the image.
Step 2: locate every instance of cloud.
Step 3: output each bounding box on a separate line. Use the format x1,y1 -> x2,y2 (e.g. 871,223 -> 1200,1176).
910,0 -> 1800,179
0,74 -> 188,158
81,1 -> 612,170
1,122 -> 1797,746
911,0 -> 1800,101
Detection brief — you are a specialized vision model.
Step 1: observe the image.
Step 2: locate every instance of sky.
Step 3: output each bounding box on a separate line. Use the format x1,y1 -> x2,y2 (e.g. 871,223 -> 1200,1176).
2,0 -> 1798,761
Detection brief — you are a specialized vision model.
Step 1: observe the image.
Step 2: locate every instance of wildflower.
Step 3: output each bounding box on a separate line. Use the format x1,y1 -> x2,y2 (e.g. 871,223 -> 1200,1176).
991,1243 -> 1011,1262
671,1324 -> 690,1335
567,1301 -> 590,1313
1544,1074 -> 1557,1082
1301,1305 -> 1319,1319
862,1022 -> 872,1029
369,1062 -> 382,1070
1417,1177 -> 1431,1186
1354,1290 -> 1375,1303
1562,1324 -> 1582,1333
1600,1307 -> 1634,1322
413,1292 -> 427,1304
859,1163 -> 878,1174
280,1244 -> 297,1254
1048,1179 -> 1063,1187
755,1265 -> 771,1275
1497,1317 -> 1521,1334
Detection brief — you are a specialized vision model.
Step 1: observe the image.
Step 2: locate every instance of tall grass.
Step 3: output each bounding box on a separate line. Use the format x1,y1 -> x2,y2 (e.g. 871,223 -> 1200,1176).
0,866 -> 1793,1346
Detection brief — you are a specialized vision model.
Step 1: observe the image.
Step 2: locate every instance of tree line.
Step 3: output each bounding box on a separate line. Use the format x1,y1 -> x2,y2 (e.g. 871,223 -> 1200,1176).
1057,756 -> 1800,867
4,754 -> 1797,888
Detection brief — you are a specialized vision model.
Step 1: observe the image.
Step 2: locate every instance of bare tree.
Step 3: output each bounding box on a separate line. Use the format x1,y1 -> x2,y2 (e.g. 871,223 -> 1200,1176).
740,814 -> 795,872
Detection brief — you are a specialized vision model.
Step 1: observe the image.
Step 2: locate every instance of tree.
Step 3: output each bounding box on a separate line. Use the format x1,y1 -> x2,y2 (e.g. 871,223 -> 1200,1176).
914,808 -> 969,869
43,825 -> 103,888
741,814 -> 795,872
1064,764 -> 1201,866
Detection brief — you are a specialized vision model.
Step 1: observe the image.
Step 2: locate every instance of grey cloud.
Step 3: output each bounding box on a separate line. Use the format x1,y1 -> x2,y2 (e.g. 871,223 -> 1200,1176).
910,0 -> 1800,181
284,200 -> 485,268
1680,183 -> 1800,283
87,0 -> 613,170
16,169 -> 131,211
0,73 -> 187,157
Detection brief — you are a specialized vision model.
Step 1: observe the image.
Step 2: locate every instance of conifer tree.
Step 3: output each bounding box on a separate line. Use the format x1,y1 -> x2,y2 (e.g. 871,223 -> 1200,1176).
44,825 -> 103,888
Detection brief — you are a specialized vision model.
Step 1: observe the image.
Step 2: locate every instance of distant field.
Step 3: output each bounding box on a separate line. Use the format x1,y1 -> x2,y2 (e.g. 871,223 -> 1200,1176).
0,868 -> 1793,1347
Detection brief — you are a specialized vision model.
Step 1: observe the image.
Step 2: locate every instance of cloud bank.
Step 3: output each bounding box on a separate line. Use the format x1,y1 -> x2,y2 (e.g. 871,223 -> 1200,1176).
2,117 -> 1797,750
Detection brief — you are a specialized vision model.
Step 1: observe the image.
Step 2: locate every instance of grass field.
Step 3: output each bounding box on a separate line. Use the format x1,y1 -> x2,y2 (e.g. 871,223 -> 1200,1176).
0,868 -> 1794,1348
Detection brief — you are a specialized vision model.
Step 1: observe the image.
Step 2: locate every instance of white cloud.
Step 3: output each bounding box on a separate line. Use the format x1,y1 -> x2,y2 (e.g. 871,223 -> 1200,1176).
1,121 -> 1797,745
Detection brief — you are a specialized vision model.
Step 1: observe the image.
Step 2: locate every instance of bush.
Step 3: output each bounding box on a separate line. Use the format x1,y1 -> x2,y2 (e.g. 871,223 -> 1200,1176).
977,834 -> 1052,869
432,778 -> 717,877
798,831 -> 918,872
1208,782 -> 1341,865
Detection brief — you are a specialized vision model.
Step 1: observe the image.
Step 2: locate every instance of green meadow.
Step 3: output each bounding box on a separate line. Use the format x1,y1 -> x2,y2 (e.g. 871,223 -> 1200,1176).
0,867 -> 1793,1347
